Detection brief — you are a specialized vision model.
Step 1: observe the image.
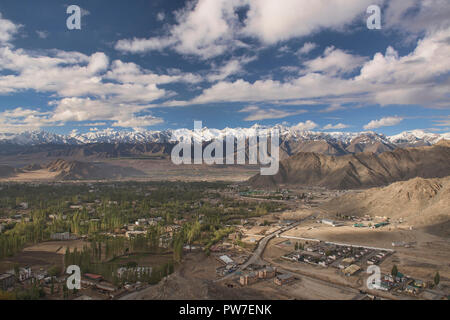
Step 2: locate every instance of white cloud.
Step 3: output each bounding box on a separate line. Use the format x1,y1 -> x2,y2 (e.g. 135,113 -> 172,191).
364,117 -> 403,130
242,0 -> 380,44
81,122 -> 107,127
385,0 -> 450,36
207,60 -> 241,82
0,107 -> 54,133
302,46 -> 367,76
239,105 -> 306,121
48,97 -> 158,124
189,73 -> 364,105
207,56 -> 255,82
183,27 -> 450,109
113,0 -> 450,65
157,12 -> 166,21
278,45 -> 291,54
320,104 -> 346,113
296,42 -> 317,56
0,42 -> 204,131
36,30 -> 49,39
87,52 -> 109,74
0,29 -> 185,130
0,13 -> 20,43
105,60 -> 202,86
280,66 -> 300,73
323,123 -> 349,130
115,0 -> 245,59
112,115 -> 164,128
432,118 -> 450,127
115,0 -> 382,59
357,29 -> 450,107
115,37 -> 176,54
1,2 -> 450,133
292,120 -> 318,131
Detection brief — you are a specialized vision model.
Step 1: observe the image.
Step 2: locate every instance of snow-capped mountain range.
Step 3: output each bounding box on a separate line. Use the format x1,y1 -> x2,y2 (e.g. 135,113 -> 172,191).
388,130 -> 450,145
0,125 -> 448,146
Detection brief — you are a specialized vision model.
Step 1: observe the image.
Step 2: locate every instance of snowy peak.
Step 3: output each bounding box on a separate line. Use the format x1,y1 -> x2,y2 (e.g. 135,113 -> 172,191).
0,131 -> 74,145
387,130 -> 448,145
0,127 -> 448,147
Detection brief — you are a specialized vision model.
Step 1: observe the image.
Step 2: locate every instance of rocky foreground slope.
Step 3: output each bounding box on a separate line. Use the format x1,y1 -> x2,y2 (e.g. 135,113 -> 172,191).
322,176 -> 450,228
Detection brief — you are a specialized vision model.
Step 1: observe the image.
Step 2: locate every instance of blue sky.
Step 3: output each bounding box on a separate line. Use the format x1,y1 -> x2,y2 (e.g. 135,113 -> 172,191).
0,0 -> 448,135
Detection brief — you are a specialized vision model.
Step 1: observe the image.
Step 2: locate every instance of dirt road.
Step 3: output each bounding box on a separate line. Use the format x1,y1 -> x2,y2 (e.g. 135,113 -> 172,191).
218,219 -> 308,282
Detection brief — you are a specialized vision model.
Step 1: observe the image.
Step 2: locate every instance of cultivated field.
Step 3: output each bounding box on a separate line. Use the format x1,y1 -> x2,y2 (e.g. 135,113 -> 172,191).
0,240 -> 87,273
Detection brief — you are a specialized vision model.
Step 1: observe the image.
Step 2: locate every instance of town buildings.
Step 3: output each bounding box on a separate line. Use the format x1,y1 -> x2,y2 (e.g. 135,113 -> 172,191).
17,267 -> 32,282
50,232 -> 78,241
342,264 -> 361,276
274,274 -> 295,286
240,272 -> 259,286
258,267 -> 277,279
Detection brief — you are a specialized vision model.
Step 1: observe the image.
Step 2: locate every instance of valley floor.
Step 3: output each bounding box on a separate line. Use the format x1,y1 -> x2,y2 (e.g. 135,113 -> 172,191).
0,178 -> 448,300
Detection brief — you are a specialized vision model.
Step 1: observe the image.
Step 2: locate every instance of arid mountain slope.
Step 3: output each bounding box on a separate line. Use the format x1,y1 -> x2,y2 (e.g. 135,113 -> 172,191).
279,140 -> 348,158
250,144 -> 450,189
45,159 -> 146,180
1,131 -> 444,162
322,176 -> 450,227
0,143 -> 174,160
345,136 -> 395,154
0,159 -> 146,181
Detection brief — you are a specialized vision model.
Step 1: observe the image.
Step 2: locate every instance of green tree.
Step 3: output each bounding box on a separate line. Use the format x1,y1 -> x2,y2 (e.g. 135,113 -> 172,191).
391,265 -> 398,280
63,284 -> 68,300
48,265 -> 60,277
13,264 -> 20,280
434,271 -> 440,287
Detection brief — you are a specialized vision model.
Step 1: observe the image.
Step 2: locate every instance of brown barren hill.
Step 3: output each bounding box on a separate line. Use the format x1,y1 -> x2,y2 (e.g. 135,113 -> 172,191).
280,140 -> 348,157
323,176 -> 450,227
41,142 -> 174,159
249,143 -> 450,189
46,159 -> 145,180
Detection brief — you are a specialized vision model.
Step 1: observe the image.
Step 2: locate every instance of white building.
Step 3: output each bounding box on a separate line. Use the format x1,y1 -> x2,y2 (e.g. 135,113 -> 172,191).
117,267 -> 152,278
125,230 -> 147,238
372,281 -> 390,291
321,219 -> 337,227
135,219 -> 147,226
8,267 -> 32,282
19,202 -> 29,210
219,255 -> 234,265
